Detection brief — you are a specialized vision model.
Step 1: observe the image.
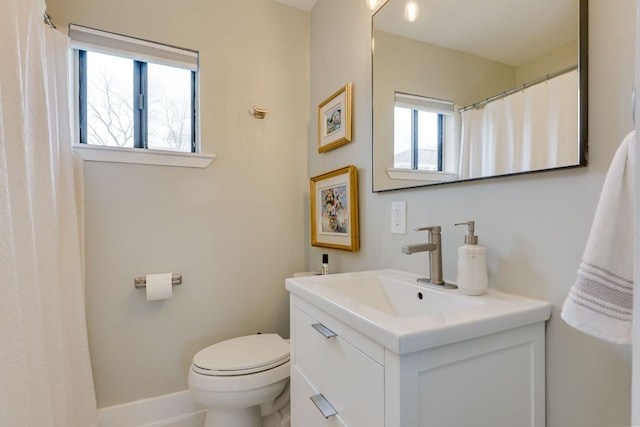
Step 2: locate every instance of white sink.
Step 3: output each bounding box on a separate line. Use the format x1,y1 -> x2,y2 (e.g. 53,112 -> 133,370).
285,269 -> 552,354
313,273 -> 482,318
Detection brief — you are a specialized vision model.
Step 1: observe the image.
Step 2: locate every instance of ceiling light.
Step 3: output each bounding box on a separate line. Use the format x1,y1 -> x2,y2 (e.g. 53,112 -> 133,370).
404,0 -> 419,22
366,0 -> 381,10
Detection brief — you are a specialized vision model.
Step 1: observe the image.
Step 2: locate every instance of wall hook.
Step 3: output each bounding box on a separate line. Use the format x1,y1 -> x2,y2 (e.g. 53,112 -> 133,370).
252,105 -> 271,119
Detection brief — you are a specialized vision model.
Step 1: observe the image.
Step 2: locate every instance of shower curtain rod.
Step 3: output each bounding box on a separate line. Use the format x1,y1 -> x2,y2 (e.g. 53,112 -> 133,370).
459,65 -> 578,113
44,12 -> 56,29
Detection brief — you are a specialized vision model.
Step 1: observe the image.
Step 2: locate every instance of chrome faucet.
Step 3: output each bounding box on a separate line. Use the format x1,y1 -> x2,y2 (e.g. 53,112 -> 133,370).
402,226 -> 457,289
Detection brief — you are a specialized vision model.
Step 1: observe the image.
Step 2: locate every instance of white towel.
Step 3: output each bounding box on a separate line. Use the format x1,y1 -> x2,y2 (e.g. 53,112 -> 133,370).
561,130 -> 635,344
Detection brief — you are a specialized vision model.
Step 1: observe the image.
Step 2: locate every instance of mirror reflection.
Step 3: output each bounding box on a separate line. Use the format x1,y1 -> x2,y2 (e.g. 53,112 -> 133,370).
372,0 -> 587,191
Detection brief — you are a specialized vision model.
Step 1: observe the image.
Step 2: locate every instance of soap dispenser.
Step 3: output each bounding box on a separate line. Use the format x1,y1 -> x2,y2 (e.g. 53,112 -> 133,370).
454,221 -> 488,295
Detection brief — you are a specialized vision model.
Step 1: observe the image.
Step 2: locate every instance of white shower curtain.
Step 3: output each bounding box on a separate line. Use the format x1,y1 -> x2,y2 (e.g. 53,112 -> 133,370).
0,1 -> 98,426
459,69 -> 579,180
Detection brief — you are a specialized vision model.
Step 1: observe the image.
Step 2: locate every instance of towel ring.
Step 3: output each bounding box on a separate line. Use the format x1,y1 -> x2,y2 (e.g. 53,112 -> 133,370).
252,105 -> 271,119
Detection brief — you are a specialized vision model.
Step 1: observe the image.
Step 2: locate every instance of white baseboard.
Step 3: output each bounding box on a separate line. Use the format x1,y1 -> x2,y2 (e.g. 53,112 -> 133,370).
98,390 -> 206,427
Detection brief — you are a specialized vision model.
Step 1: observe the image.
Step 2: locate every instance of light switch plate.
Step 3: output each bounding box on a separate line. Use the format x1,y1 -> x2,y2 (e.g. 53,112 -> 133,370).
391,201 -> 406,234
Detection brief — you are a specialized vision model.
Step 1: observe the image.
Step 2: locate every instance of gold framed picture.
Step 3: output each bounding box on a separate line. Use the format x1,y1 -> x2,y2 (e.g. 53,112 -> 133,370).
310,165 -> 359,252
317,82 -> 353,153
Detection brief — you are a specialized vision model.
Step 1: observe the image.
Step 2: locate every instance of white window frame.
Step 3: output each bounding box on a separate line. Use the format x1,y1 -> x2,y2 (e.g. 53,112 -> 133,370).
387,93 -> 459,182
395,93 -> 458,168
69,24 -> 214,168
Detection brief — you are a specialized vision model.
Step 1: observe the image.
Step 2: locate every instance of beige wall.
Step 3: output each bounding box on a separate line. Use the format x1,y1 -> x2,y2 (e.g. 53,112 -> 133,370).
46,0 -> 309,408
310,1 -> 632,426
516,39 -> 579,85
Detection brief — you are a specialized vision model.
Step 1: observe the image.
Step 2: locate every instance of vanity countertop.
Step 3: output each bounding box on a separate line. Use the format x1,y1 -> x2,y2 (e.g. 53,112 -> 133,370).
285,269 -> 552,354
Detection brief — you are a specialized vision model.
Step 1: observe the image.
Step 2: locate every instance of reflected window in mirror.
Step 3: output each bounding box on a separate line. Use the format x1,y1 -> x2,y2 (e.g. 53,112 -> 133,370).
393,93 -> 457,173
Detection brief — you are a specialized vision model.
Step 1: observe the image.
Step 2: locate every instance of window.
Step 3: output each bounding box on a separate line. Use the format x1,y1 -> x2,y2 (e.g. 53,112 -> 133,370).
70,24 -> 198,153
393,93 -> 455,171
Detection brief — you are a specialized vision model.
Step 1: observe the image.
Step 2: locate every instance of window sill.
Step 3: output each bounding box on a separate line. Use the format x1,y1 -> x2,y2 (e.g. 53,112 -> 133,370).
386,168 -> 458,182
72,144 -> 215,168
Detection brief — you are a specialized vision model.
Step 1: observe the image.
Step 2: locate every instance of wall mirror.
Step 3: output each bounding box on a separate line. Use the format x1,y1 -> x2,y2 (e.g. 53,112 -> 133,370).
372,0 -> 587,192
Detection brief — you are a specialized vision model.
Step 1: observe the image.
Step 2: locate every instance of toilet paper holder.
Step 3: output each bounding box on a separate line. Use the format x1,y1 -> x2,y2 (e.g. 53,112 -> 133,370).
134,274 -> 182,289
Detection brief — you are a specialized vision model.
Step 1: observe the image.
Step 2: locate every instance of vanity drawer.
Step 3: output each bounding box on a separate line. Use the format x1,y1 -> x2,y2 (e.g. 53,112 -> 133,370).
291,366 -> 348,427
292,305 -> 384,427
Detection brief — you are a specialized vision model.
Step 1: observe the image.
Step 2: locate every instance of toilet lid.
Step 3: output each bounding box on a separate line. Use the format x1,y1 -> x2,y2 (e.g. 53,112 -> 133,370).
192,333 -> 290,376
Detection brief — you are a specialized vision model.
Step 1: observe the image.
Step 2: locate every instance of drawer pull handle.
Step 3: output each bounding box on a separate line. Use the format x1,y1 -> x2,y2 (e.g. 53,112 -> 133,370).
310,393 -> 338,418
312,323 -> 337,338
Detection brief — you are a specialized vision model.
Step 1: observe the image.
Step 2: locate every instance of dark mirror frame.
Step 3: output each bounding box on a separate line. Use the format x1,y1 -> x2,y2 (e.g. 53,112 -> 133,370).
371,0 -> 588,192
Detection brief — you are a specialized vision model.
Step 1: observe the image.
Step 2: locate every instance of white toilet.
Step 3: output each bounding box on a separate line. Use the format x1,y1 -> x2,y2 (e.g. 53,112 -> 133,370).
188,333 -> 290,427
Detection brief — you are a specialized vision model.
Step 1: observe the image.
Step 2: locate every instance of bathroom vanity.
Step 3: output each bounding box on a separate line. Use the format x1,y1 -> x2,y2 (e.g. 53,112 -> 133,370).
285,270 -> 552,427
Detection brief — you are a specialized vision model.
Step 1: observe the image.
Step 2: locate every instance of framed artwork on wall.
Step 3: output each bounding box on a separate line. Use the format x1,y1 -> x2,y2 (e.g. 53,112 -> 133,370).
310,165 -> 359,252
318,82 -> 353,153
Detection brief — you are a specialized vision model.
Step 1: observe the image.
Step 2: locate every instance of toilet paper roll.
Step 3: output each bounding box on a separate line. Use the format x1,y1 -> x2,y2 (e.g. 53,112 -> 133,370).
145,273 -> 173,301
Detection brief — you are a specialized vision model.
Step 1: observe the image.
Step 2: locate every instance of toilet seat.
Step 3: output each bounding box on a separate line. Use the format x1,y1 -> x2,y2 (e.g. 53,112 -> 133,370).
192,333 -> 290,376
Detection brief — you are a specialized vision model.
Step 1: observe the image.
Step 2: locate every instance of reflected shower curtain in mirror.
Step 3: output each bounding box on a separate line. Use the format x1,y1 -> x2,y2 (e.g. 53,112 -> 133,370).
0,0 -> 98,425
459,70 -> 579,180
